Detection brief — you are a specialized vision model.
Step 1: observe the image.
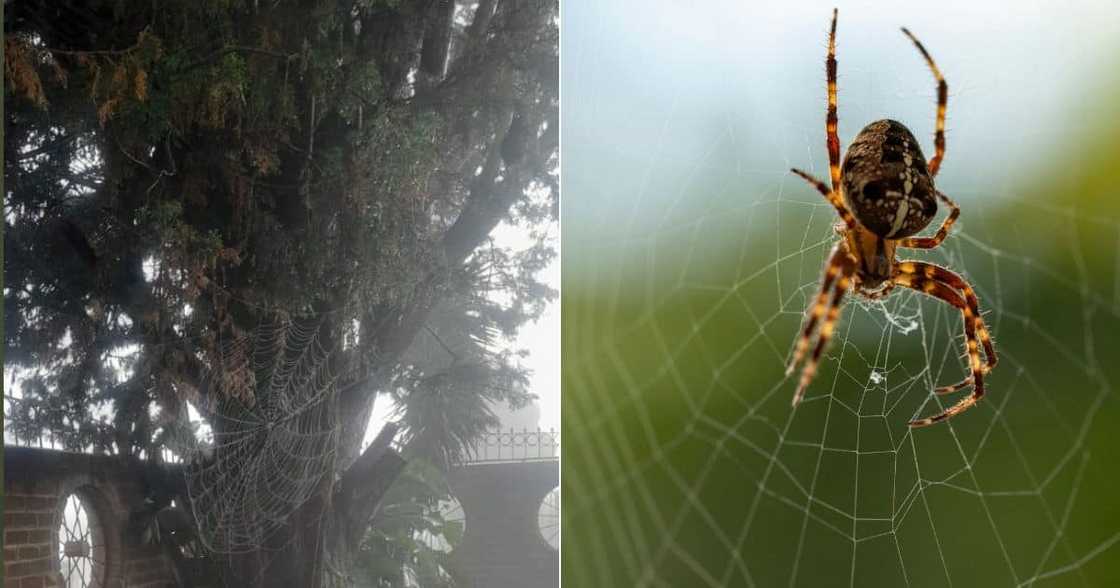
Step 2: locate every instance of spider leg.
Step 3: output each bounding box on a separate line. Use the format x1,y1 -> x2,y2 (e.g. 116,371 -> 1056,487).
898,192 -> 960,249
790,168 -> 857,229
903,261 -> 998,395
791,251 -> 855,406
934,376 -> 980,396
901,27 -> 948,177
894,263 -> 993,427
826,8 -> 842,192
788,245 -> 849,375
902,261 -> 998,374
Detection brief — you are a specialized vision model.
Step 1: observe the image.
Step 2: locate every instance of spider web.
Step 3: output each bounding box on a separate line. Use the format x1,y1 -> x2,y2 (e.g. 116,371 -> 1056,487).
562,2 -> 1120,586
185,315 -> 343,554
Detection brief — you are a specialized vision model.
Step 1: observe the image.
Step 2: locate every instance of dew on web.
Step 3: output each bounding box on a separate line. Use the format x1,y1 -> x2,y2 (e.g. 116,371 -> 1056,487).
184,315 -> 342,554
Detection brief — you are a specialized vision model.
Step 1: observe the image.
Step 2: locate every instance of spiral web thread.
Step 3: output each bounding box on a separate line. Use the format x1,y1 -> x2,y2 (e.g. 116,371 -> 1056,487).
185,316 -> 342,554
562,4 -> 1120,584
565,141 -> 1120,586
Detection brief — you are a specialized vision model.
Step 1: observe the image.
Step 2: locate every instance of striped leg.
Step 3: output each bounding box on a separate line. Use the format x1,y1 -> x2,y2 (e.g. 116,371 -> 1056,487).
894,263 -> 992,427
791,251 -> 855,407
790,168 -> 857,229
902,262 -> 997,369
826,8 -> 842,192
788,245 -> 848,375
898,192 -> 960,249
902,261 -> 998,394
901,26 -> 948,177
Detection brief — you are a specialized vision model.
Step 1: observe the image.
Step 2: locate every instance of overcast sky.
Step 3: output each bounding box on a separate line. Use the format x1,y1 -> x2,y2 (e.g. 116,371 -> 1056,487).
364,217 -> 560,447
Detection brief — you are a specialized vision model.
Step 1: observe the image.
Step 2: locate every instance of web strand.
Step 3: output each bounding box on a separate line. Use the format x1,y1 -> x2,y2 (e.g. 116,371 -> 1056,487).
185,316 -> 342,554
566,154 -> 1120,587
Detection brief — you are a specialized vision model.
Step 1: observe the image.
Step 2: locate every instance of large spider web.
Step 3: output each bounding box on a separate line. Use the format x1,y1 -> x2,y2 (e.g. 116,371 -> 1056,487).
185,315 -> 343,554
562,2 -> 1120,586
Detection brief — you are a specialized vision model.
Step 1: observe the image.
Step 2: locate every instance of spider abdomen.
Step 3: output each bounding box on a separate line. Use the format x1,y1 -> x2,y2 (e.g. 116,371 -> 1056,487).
841,119 -> 937,238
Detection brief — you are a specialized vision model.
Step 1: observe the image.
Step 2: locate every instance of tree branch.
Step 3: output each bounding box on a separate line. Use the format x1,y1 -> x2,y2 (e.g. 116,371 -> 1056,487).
176,46 -> 298,75
338,422 -> 401,502
336,422 -> 407,545
419,0 -> 456,78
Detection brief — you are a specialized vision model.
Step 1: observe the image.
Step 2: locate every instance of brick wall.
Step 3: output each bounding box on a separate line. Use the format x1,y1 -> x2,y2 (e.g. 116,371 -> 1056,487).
4,447 -> 179,588
5,482 -> 61,587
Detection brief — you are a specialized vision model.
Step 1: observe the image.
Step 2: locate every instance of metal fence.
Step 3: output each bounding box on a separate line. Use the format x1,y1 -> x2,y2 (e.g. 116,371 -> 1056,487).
464,427 -> 560,464
3,429 -> 185,463
4,423 -> 559,466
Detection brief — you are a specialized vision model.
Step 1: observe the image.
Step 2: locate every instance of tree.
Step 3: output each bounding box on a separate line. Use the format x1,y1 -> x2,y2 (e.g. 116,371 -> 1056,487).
3,1 -> 557,585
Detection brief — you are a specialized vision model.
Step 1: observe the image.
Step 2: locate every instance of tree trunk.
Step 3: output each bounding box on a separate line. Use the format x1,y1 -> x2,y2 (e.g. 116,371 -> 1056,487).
5,1 -> 558,585
214,425 -> 405,588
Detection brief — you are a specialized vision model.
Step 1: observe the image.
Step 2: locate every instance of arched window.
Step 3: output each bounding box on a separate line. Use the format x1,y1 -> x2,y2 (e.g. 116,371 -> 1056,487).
537,486 -> 559,550
417,495 -> 466,553
57,490 -> 107,588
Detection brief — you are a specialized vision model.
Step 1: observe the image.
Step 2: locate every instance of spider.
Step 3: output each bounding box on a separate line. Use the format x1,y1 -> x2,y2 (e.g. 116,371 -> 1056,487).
786,9 -> 997,427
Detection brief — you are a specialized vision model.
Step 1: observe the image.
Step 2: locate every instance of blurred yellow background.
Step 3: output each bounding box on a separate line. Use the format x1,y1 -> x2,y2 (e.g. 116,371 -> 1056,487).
562,1 -> 1120,586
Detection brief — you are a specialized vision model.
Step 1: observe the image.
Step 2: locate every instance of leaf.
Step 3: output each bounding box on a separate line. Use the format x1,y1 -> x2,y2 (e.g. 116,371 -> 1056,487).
134,68 -> 149,101
4,38 -> 48,108
98,97 -> 120,127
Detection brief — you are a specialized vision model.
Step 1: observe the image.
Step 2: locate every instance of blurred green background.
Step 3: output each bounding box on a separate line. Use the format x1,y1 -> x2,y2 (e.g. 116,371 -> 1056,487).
561,1 -> 1120,586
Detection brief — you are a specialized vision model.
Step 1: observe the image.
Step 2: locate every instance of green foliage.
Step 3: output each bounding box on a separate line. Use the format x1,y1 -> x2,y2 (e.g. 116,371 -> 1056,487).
356,460 -> 460,588
390,235 -> 556,469
5,0 -> 557,584
337,61 -> 383,127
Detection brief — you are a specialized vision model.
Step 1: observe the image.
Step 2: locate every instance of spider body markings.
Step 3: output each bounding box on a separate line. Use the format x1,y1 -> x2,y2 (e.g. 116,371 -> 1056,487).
786,10 -> 998,427
844,120 -> 937,242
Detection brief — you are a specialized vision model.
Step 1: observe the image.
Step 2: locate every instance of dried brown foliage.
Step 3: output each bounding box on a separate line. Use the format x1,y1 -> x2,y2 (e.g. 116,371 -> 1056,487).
5,37 -> 48,108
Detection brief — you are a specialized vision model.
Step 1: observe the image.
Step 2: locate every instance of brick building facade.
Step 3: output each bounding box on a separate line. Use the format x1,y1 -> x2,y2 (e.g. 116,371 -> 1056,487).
4,447 -> 180,588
